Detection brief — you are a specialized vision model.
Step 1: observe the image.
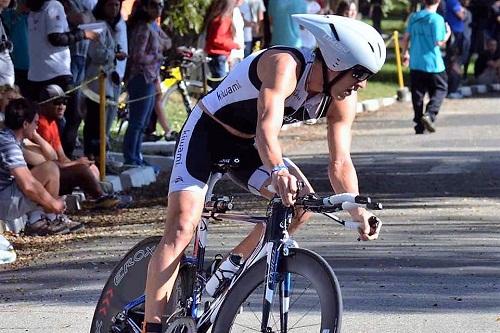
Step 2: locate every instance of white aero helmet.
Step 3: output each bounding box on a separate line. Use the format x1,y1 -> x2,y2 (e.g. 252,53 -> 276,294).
292,14 -> 386,75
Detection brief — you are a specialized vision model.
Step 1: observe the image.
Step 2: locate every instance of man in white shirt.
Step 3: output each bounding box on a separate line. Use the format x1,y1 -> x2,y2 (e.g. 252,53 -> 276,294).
26,0 -> 97,158
0,0 -> 14,87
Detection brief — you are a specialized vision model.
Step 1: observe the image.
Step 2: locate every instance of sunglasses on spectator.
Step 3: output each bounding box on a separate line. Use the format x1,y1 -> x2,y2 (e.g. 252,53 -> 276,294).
53,98 -> 68,106
351,65 -> 374,82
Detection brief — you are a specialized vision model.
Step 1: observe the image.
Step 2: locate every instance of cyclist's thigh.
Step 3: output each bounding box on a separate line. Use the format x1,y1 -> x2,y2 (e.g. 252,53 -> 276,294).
169,105 -> 212,195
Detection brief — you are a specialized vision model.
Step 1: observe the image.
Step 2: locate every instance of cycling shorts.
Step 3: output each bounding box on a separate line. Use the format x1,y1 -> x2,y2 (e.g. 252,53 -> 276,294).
169,105 -> 296,196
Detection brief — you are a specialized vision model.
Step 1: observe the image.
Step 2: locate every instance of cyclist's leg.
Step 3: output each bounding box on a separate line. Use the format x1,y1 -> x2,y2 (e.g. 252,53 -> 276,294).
143,106 -> 212,331
144,190 -> 205,325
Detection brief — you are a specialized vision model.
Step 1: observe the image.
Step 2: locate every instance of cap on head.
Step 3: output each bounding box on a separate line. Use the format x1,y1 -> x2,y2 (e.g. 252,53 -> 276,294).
39,84 -> 66,103
292,14 -> 386,74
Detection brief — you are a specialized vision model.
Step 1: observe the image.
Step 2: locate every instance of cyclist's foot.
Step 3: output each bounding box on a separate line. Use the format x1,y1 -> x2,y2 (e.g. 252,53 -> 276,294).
142,322 -> 162,333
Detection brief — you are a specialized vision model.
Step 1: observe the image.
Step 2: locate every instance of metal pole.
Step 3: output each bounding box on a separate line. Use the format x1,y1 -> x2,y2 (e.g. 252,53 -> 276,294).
98,68 -> 106,181
393,30 -> 405,89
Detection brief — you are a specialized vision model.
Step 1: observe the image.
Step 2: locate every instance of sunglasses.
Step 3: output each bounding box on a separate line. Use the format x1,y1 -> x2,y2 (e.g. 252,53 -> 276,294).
351,65 -> 374,82
53,98 -> 68,106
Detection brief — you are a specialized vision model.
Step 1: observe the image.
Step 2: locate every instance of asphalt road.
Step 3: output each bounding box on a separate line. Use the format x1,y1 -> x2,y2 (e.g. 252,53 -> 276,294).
1,94 -> 499,333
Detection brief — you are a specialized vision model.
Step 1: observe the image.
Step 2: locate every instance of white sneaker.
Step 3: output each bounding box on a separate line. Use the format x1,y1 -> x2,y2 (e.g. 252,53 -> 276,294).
0,235 -> 16,265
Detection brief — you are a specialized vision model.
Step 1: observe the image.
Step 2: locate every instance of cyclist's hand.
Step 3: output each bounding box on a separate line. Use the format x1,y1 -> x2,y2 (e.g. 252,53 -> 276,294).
271,169 -> 298,207
354,210 -> 382,241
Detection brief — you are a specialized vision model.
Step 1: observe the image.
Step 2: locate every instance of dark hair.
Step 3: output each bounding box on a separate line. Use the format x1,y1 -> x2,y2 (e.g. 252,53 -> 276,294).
25,0 -> 49,12
335,0 -> 349,16
203,0 -> 236,31
423,0 -> 440,6
127,0 -> 154,30
4,98 -> 38,130
93,0 -> 123,31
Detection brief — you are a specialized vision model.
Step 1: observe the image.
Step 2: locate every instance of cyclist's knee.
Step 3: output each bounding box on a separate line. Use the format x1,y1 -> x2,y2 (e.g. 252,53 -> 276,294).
163,191 -> 204,245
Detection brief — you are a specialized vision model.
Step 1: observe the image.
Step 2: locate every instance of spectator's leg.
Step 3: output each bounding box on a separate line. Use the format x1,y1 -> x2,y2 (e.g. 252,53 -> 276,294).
59,164 -> 103,198
446,68 -> 461,94
244,41 -> 253,57
136,93 -> 156,164
410,70 -> 426,132
426,71 -> 448,121
208,55 -> 228,78
83,98 -> 100,159
60,75 -> 82,159
106,84 -> 120,136
30,161 -> 60,197
123,75 -> 156,165
14,69 -> 30,98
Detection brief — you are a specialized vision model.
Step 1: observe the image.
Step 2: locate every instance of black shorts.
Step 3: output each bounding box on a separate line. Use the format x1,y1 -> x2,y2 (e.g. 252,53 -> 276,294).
169,106 -> 295,196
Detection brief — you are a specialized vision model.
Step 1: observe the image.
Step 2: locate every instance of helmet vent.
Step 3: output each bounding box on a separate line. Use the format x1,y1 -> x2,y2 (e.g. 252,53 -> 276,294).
329,24 -> 340,41
377,43 -> 382,57
367,42 -> 375,53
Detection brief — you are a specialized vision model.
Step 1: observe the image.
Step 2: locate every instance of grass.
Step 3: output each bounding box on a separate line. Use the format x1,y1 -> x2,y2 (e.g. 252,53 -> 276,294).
359,57 -> 410,100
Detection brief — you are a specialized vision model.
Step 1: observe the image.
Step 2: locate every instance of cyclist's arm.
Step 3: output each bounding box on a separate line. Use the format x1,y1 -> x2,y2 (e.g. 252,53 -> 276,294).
326,93 -> 358,195
255,51 -> 299,169
255,51 -> 301,205
326,93 -> 375,230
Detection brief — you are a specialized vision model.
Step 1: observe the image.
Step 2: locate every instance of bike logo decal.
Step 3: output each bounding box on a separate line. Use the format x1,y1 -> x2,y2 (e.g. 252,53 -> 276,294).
216,80 -> 242,101
97,288 -> 114,317
114,245 -> 156,286
174,176 -> 183,183
95,320 -> 103,333
175,129 -> 191,166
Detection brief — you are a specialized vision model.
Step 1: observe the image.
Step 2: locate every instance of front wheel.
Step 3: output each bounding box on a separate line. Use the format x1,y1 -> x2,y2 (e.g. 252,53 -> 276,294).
212,248 -> 342,332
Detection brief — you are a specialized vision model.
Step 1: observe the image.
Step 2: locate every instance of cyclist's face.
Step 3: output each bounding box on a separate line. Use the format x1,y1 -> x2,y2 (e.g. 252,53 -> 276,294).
327,69 -> 367,100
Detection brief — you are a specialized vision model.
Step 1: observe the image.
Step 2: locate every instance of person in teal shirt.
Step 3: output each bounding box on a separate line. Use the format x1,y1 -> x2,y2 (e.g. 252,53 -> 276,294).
1,1 -> 30,96
268,0 -> 307,48
401,0 -> 451,134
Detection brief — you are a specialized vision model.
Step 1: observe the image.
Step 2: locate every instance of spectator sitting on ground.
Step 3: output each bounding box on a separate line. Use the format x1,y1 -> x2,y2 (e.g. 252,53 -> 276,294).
474,38 -> 500,84
30,85 -> 120,209
0,98 -> 77,236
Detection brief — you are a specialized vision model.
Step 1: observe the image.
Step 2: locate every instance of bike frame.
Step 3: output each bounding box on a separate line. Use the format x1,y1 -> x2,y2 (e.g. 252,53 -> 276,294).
179,170 -> 296,332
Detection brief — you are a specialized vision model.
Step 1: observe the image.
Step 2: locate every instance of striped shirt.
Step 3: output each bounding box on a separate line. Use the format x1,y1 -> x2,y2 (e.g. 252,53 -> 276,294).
0,128 -> 27,191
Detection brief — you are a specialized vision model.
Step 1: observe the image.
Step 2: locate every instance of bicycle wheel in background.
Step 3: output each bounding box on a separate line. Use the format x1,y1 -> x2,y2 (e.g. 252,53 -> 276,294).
212,248 -> 342,333
90,236 -> 161,333
161,80 -> 207,132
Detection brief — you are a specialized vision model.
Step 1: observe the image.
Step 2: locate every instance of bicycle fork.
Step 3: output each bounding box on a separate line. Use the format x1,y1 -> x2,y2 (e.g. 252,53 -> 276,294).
261,201 -> 293,332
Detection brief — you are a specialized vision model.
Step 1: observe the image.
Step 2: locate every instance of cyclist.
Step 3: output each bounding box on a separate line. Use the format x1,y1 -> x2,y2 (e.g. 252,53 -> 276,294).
143,14 -> 386,332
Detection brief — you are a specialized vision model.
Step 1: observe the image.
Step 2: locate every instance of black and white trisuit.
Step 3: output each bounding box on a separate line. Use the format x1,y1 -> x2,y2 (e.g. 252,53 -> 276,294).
169,46 -> 330,196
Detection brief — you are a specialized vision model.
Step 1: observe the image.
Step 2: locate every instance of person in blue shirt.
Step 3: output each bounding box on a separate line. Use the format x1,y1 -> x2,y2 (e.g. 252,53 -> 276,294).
401,0 -> 451,134
267,0 -> 307,48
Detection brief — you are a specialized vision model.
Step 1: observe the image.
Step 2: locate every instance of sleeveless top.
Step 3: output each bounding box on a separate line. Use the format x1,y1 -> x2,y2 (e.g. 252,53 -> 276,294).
201,46 -> 330,135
